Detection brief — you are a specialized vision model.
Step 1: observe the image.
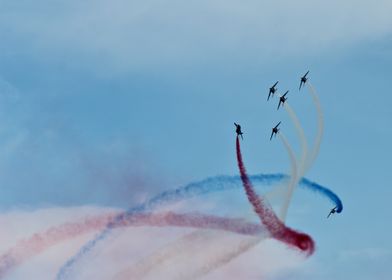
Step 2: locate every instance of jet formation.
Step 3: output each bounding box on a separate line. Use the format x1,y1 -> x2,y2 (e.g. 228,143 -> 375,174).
234,71 -> 337,218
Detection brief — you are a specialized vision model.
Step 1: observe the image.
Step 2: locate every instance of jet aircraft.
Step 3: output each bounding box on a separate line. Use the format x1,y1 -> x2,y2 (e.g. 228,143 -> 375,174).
299,71 -> 309,90
268,81 -> 279,101
327,206 -> 338,218
234,123 -> 243,139
270,121 -> 281,140
277,91 -> 289,110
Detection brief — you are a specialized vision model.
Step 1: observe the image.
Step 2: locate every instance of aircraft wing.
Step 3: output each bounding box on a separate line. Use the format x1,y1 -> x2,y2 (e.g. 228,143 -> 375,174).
277,100 -> 281,110
270,131 -> 274,141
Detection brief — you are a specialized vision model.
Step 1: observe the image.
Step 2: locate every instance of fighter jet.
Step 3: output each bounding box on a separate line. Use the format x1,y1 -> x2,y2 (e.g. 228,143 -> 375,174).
234,123 -> 243,140
277,91 -> 289,110
299,71 -> 309,90
267,81 -> 279,101
270,121 -> 281,140
327,206 -> 337,218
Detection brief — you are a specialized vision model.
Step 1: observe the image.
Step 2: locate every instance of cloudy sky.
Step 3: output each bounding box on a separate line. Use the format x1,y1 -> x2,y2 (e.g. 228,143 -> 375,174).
0,1 -> 391,279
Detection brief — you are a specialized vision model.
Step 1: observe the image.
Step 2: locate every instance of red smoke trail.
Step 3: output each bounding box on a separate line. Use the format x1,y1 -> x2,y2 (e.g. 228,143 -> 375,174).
235,136 -> 314,255
0,211 -> 264,278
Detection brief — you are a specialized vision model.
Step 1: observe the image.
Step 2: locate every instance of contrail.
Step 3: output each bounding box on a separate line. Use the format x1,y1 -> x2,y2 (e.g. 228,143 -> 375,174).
0,211 -> 265,278
236,136 -> 314,255
278,132 -> 298,222
56,173 -> 339,279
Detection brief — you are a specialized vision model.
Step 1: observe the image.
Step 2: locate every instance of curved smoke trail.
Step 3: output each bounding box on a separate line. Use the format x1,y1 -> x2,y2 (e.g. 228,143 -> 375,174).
0,211 -> 265,278
0,212 -> 116,279
276,91 -> 308,173
300,177 -> 342,213
278,132 -> 298,222
113,229 -> 266,280
277,84 -> 324,220
272,93 -> 307,225
113,231 -> 208,280
56,174 -> 340,279
236,136 -> 314,255
305,82 -> 324,171
275,82 -> 328,225
283,102 -> 308,175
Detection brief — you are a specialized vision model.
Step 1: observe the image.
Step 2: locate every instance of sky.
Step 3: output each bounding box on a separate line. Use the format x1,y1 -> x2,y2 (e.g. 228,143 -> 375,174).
0,0 -> 391,279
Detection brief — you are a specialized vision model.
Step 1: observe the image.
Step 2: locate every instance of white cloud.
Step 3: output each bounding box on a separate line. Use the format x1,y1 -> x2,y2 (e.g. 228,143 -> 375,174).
1,0 -> 391,73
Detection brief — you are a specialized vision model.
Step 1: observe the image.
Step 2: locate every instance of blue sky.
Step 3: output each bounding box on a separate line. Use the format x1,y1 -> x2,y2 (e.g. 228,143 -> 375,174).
0,1 -> 391,279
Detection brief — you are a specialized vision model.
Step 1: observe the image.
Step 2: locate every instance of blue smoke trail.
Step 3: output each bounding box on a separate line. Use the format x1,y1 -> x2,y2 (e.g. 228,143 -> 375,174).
56,173 -> 342,279
301,177 -> 343,213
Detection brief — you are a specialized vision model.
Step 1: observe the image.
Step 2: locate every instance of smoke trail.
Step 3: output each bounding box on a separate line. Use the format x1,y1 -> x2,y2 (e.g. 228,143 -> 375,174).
300,178 -> 342,213
236,136 -> 314,255
57,173 -> 339,279
276,92 -> 307,173
113,231 -> 208,280
277,88 -> 322,220
0,211 -> 265,278
113,229 -> 267,280
305,82 -> 324,171
0,212 -> 117,279
272,94 -> 308,224
278,132 -> 298,222
184,235 -> 262,280
283,102 -> 308,176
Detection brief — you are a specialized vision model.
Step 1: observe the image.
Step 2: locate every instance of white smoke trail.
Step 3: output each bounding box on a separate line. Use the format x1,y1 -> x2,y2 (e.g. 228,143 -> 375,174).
178,234 -> 262,280
273,83 -> 324,220
264,93 -> 308,221
304,82 -> 324,171
284,103 -> 308,176
113,231 -> 206,280
113,230 -> 266,280
277,132 -> 298,222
